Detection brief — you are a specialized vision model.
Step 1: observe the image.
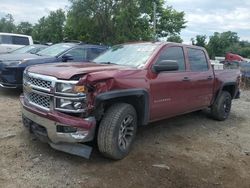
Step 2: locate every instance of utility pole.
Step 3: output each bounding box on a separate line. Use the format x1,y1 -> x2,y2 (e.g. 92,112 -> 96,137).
153,2 -> 157,41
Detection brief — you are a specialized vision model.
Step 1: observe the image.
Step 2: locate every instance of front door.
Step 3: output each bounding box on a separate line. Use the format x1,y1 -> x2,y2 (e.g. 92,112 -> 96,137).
150,46 -> 191,121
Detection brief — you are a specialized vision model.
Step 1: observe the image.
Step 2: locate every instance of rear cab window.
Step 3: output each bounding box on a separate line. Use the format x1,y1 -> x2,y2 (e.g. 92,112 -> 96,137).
12,36 -> 29,45
0,35 -> 30,45
0,35 -> 12,44
156,46 -> 186,71
187,48 -> 209,71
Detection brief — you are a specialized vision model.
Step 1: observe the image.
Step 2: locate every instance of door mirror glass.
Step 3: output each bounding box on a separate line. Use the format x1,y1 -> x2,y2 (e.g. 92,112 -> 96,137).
153,60 -> 179,73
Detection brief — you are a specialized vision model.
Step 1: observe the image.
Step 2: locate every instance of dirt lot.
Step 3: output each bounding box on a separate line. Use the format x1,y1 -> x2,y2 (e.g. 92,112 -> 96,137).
1,88 -> 250,188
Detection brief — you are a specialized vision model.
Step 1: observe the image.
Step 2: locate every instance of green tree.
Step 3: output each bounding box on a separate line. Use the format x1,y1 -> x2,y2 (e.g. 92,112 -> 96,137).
17,22 -> 33,35
191,35 -> 207,47
0,14 -> 16,33
32,9 -> 66,43
167,34 -> 183,43
237,41 -> 250,58
156,5 -> 186,39
239,47 -> 250,58
225,41 -> 250,59
207,31 -> 239,59
65,0 -> 186,44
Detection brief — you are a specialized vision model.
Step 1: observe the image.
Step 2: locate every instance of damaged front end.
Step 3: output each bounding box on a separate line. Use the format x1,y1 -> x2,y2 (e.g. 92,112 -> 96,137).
21,71 -> 101,159
22,105 -> 94,159
20,65 -> 128,159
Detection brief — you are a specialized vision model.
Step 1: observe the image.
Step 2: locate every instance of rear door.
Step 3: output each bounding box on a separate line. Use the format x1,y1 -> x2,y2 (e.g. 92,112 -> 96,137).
185,47 -> 214,109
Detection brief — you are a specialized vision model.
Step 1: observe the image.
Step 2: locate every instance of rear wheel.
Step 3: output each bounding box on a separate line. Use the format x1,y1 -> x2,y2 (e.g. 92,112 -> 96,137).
211,91 -> 232,121
97,103 -> 137,160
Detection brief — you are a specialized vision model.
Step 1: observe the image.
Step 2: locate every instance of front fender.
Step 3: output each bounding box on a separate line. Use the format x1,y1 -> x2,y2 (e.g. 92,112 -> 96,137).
95,89 -> 150,125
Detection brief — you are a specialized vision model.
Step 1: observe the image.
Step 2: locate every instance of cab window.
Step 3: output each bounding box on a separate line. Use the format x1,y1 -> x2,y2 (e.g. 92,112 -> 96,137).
187,48 -> 209,71
0,35 -> 12,44
13,36 -> 29,45
67,48 -> 87,61
156,46 -> 185,71
87,48 -> 106,60
0,35 -> 29,45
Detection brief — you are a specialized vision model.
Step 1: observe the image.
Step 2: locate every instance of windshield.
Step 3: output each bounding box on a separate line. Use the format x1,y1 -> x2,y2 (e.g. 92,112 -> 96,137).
93,43 -> 159,68
37,43 -> 75,57
11,45 -> 36,54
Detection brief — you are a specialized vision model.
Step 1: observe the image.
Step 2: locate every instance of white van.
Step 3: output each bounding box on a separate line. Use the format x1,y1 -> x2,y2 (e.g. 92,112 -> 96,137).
0,33 -> 33,54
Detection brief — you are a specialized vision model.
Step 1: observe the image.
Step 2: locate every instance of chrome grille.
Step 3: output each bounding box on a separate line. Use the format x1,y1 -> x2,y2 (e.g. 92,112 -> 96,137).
24,74 -> 52,89
27,92 -> 50,110
23,71 -> 86,113
23,72 -> 56,111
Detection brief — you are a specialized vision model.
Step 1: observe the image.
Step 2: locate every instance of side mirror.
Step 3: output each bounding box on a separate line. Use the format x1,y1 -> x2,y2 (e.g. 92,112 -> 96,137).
153,60 -> 179,73
62,54 -> 74,62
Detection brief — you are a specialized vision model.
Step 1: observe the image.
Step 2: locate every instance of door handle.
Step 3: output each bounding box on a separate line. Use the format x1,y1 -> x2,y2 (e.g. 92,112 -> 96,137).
207,76 -> 213,80
182,77 -> 191,81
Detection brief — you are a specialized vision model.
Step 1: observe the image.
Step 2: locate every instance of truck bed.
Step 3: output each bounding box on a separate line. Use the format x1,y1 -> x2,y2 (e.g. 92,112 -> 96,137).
214,69 -> 241,98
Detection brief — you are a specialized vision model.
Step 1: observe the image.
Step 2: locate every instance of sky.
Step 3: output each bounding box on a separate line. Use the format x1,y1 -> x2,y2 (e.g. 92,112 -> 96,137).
167,0 -> 250,43
0,0 -> 69,23
0,0 -> 249,44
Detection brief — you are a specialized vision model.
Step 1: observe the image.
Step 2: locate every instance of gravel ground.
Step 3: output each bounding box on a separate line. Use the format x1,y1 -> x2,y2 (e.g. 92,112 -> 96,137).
0,88 -> 250,188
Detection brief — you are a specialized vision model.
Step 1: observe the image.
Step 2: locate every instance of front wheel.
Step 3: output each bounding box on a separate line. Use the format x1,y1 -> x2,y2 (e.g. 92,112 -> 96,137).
97,103 -> 137,160
211,91 -> 232,121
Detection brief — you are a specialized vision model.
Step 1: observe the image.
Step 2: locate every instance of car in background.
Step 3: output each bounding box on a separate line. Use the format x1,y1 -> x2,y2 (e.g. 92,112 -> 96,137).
9,44 -> 48,54
0,33 -> 33,54
0,42 -> 108,89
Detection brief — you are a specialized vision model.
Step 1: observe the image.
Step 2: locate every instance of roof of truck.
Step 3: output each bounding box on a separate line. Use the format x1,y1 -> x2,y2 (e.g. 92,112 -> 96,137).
121,41 -> 206,50
0,32 -> 32,37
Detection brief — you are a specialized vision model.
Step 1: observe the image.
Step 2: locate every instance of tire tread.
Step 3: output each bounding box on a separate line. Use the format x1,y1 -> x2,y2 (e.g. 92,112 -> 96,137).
211,91 -> 232,121
97,103 -> 136,160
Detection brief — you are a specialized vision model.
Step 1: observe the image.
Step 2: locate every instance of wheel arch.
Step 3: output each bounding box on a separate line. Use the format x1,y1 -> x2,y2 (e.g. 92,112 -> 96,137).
95,89 -> 150,126
213,82 -> 237,104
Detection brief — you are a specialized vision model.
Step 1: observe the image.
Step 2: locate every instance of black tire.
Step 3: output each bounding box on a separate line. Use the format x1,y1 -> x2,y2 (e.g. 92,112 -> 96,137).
211,91 -> 232,121
97,103 -> 137,160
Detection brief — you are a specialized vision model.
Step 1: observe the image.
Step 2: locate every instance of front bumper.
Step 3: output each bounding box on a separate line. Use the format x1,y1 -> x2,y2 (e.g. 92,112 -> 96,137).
21,96 -> 96,143
0,65 -> 24,88
0,82 -> 22,89
20,96 -> 96,158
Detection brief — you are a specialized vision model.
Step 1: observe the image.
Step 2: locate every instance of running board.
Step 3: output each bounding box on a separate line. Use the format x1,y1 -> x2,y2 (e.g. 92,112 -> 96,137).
49,142 -> 92,159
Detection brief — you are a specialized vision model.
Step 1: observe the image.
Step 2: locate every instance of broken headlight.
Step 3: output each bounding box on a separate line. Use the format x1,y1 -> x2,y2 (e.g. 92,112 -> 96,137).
55,97 -> 87,113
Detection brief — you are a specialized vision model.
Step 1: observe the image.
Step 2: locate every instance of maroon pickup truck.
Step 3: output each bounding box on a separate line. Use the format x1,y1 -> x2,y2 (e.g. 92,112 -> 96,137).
20,42 -> 240,160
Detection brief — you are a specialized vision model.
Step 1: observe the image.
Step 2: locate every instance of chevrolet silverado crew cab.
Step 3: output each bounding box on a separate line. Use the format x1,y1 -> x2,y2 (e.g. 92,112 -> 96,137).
20,42 -> 240,160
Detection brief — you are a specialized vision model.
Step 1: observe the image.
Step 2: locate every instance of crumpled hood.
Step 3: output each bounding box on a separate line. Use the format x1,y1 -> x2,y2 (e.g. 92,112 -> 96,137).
0,53 -> 39,64
26,62 -> 131,80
